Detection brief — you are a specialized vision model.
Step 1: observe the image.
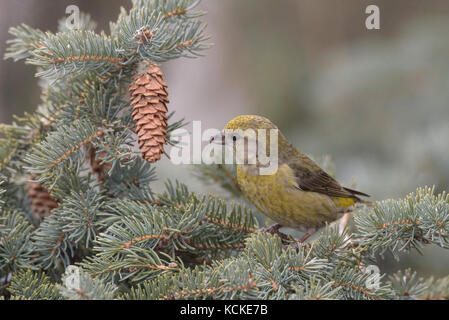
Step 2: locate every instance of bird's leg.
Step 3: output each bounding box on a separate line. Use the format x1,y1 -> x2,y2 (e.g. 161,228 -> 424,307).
260,223 -> 290,241
282,232 -> 313,250
260,223 -> 281,234
299,232 -> 312,243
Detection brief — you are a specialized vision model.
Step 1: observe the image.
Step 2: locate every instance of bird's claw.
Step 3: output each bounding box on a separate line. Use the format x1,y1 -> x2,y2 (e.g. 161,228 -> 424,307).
260,223 -> 281,234
281,233 -> 311,250
260,224 -> 312,250
260,223 -> 290,241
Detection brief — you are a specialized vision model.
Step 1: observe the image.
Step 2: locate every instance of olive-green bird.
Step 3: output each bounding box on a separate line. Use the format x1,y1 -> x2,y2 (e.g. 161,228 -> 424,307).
211,115 -> 370,241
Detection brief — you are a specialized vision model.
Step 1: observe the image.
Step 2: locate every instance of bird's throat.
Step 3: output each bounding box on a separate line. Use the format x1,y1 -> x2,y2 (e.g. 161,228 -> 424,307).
237,164 -> 260,176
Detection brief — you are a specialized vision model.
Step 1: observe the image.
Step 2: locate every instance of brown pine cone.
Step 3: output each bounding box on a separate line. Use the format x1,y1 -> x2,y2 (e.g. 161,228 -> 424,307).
87,145 -> 111,182
129,61 -> 168,163
27,179 -> 58,219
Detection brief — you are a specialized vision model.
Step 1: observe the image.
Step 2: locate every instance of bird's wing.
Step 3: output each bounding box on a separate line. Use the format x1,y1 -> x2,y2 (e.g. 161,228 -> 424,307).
287,154 -> 370,199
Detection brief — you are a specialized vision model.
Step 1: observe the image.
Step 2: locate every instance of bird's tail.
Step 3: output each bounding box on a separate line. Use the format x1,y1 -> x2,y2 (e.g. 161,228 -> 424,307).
343,187 -> 370,198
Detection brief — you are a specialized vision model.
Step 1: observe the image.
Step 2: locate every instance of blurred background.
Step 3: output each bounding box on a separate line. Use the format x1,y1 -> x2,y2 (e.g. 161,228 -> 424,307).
1,1 -> 448,277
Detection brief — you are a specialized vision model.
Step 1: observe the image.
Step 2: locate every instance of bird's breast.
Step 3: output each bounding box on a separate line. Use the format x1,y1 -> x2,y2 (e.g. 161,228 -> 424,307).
236,164 -> 345,229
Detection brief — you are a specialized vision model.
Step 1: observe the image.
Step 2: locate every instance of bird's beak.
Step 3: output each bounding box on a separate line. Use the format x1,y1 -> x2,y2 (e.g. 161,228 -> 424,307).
209,132 -> 225,145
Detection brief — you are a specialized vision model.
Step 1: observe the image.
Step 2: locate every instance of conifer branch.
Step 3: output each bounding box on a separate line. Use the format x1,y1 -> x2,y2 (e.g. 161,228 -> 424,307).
354,186 -> 449,254
8,269 -> 62,300
2,0 -> 448,301
4,24 -> 47,62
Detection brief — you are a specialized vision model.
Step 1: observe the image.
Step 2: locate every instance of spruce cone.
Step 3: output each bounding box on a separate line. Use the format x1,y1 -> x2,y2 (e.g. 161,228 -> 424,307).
27,179 -> 58,219
87,145 -> 111,182
129,61 -> 168,163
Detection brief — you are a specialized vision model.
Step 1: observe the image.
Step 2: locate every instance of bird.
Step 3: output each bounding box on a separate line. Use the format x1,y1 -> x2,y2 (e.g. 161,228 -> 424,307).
210,115 -> 370,242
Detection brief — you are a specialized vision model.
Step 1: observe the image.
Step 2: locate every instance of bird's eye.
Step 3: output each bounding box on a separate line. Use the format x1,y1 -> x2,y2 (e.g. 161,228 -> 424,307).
232,135 -> 237,141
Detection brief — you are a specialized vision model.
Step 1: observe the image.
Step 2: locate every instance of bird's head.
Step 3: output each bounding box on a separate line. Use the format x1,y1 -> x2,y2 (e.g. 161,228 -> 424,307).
224,115 -> 278,131
210,115 -> 282,175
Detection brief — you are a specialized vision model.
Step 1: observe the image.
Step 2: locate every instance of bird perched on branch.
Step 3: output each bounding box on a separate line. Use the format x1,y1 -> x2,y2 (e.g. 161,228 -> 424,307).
210,115 -> 370,242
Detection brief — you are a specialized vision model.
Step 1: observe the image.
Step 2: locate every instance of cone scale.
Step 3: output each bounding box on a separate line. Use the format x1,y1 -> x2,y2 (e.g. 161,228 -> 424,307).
27,179 -> 58,219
